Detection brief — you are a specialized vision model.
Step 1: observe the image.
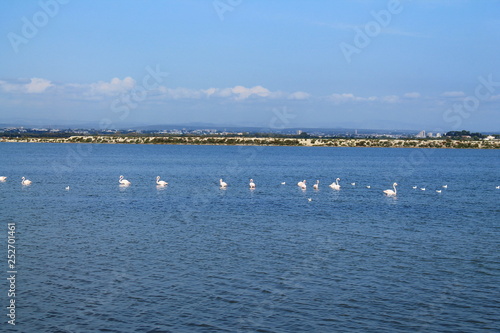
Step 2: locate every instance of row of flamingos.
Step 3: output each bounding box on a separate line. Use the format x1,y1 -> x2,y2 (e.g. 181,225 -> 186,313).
4,176 -> 499,196
3,175 -> 400,196
296,178 -> 396,196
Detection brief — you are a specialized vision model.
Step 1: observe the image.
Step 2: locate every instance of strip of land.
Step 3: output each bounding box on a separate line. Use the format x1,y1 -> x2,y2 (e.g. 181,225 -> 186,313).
1,135 -> 499,149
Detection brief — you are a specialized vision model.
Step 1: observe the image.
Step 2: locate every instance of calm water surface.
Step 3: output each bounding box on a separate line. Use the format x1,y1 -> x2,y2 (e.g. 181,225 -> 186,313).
0,142 -> 499,332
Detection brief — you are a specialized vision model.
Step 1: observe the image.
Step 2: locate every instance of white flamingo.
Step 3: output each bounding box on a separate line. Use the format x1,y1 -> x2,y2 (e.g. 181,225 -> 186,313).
383,182 -> 397,196
21,177 -> 32,186
0,176 -> 7,182
313,180 -> 319,190
329,178 -> 341,190
249,179 -> 256,189
297,180 -> 306,189
281,182 -> 286,185
436,190 -> 442,193
442,185 -> 448,189
351,182 -> 356,186
156,176 -> 168,186
119,175 -> 131,186
65,186 -> 70,191
366,185 -> 371,189
496,186 -> 500,189
220,179 -> 227,188
420,187 -> 426,191
412,186 -> 417,189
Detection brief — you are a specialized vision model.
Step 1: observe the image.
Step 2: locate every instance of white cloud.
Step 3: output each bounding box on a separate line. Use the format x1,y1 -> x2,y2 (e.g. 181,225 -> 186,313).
0,78 -> 309,103
156,85 -> 304,101
230,85 -> 271,100
202,87 -> 217,97
25,78 -> 53,93
89,77 -> 135,96
329,93 -> 357,103
0,80 -> 20,93
288,91 -> 310,100
403,92 -> 421,99
328,93 -> 403,104
442,91 -> 465,97
329,93 -> 378,103
0,78 -> 53,94
158,87 -> 204,99
381,95 -> 400,103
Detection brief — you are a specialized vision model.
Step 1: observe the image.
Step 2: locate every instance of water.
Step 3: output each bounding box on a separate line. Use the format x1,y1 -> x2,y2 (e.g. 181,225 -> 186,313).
1,142 -> 499,332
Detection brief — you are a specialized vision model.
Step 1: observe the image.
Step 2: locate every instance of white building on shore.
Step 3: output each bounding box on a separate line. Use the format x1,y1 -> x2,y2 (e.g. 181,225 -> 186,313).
416,130 -> 426,138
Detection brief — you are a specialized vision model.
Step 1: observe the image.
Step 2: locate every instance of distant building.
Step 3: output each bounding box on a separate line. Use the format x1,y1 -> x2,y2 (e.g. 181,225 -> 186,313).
416,130 -> 426,138
297,130 -> 302,135
426,132 -> 433,138
435,133 -> 442,138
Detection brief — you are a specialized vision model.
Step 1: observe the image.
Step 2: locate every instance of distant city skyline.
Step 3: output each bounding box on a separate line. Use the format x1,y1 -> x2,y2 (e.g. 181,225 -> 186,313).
1,0 -> 499,132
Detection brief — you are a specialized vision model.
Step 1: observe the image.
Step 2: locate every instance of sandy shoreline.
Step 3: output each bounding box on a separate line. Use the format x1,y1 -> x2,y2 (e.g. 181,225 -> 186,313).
2,135 -> 499,149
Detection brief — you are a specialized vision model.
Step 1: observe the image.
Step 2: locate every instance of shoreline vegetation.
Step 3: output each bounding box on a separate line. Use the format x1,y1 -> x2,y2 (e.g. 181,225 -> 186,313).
1,135 -> 499,149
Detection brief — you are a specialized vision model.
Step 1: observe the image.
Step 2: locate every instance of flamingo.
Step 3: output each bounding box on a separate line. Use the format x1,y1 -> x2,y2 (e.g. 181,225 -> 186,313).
21,177 -> 32,186
65,186 -> 70,191
119,175 -> 131,186
249,179 -> 256,189
297,180 -> 306,189
383,182 -> 397,196
281,182 -> 286,185
420,187 -> 426,191
442,185 -> 448,189
220,179 -> 227,188
313,180 -> 319,190
436,190 -> 442,193
496,186 -> 500,189
412,186 -> 417,189
156,176 -> 168,186
366,185 -> 371,189
0,176 -> 7,182
329,178 -> 341,190
351,182 -> 356,186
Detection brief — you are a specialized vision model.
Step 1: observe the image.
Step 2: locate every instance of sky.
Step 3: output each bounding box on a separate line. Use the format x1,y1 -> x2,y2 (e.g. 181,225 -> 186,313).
0,0 -> 499,132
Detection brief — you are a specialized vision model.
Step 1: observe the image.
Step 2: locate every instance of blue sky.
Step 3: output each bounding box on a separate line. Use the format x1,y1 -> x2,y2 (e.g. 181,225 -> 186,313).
1,0 -> 499,131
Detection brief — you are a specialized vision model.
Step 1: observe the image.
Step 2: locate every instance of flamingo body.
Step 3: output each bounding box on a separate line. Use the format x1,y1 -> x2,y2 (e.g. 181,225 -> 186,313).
21,177 -> 32,186
119,175 -> 131,186
383,182 -> 398,196
156,176 -> 168,186
329,178 -> 341,190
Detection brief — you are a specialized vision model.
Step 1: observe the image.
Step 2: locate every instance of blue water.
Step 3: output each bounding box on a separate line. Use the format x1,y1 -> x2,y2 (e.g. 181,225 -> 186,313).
1,142 -> 499,332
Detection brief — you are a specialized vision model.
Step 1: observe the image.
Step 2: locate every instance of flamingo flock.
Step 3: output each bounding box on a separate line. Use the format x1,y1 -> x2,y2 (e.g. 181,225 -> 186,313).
1,176 -> 499,197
